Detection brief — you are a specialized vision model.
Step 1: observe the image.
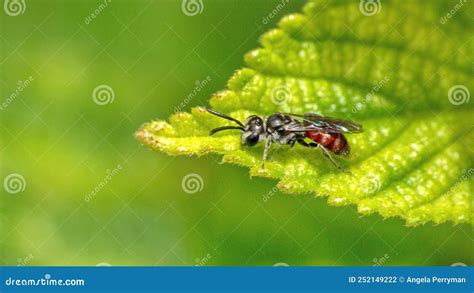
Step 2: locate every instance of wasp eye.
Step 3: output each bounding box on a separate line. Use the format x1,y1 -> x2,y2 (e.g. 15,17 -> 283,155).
276,127 -> 285,133
244,133 -> 260,146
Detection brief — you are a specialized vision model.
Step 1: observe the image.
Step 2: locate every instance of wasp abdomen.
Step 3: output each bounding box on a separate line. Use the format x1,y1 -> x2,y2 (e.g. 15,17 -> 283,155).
305,131 -> 350,155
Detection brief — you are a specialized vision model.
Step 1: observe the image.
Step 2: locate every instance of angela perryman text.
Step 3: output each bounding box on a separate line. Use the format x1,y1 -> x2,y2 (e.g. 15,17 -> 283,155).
348,275 -> 467,284
405,276 -> 466,285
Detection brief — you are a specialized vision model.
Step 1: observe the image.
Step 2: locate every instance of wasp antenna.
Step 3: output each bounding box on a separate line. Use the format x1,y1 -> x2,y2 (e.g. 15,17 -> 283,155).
205,107 -> 244,127
209,126 -> 244,135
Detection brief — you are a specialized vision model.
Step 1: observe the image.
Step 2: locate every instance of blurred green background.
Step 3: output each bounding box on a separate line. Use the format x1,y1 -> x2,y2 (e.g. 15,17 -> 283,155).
1,0 -> 472,266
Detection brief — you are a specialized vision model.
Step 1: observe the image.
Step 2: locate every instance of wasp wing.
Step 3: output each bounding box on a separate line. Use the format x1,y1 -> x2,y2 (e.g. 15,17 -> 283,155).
282,113 -> 364,133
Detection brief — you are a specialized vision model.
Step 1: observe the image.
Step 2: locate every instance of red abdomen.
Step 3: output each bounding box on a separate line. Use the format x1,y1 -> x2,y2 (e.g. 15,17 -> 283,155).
305,131 -> 350,155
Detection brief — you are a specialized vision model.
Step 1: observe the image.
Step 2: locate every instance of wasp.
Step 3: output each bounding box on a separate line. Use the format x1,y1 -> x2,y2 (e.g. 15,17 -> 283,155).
205,108 -> 363,171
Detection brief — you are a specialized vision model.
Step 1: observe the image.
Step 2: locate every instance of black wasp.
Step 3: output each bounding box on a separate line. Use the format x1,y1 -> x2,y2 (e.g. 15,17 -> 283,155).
205,107 -> 363,171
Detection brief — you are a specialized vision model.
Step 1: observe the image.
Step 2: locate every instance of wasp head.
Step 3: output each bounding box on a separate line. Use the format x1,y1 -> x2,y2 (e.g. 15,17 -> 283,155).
205,108 -> 264,147
241,115 -> 265,146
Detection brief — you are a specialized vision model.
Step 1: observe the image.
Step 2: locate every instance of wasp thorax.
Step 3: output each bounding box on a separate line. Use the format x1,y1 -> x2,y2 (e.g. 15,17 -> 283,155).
266,114 -> 286,133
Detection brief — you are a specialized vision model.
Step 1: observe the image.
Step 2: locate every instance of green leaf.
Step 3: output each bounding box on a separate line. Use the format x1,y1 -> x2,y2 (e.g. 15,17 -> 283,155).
136,0 -> 473,226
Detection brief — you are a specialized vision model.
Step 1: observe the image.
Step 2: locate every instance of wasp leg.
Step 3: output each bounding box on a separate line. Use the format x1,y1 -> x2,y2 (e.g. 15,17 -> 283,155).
297,139 -> 350,174
289,137 -> 297,148
317,144 -> 350,174
261,136 -> 272,168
